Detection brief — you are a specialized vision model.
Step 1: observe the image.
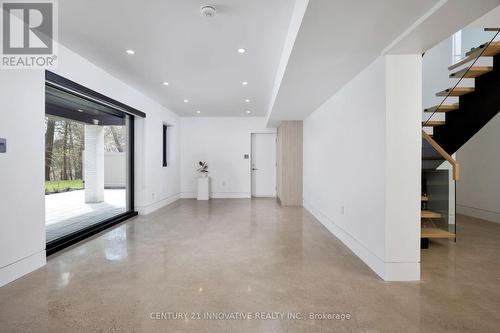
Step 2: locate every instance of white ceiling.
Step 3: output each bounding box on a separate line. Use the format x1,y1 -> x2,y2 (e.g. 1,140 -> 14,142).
266,0 -> 441,125
59,0 -> 295,117
59,0 -> 500,121
266,0 -> 500,125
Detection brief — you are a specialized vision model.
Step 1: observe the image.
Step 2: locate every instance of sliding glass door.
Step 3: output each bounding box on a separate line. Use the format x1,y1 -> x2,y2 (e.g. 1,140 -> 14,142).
44,77 -> 137,254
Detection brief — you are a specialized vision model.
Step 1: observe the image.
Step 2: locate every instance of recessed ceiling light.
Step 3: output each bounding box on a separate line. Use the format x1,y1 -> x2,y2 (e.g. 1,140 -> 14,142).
196,110 -> 201,114
162,82 -> 169,86
242,81 -> 248,86
77,109 -> 84,113
245,110 -> 251,114
183,99 -> 189,103
126,49 -> 135,55
245,99 -> 250,103
237,48 -> 246,54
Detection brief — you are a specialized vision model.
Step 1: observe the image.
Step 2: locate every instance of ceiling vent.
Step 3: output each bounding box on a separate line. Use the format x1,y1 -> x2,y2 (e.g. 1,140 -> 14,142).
200,6 -> 216,18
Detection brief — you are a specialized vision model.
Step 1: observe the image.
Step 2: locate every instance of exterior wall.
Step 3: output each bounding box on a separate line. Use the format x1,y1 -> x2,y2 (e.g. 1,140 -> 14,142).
104,152 -> 126,188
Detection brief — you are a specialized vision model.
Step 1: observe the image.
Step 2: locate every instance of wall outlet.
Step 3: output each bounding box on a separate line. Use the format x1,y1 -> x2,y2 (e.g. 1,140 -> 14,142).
340,206 -> 345,215
152,192 -> 156,200
222,181 -> 226,187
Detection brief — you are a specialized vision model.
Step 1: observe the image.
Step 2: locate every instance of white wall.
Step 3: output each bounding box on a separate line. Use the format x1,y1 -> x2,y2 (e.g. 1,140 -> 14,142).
456,113 -> 500,223
0,70 -> 46,287
303,55 -> 421,281
0,43 -> 181,287
422,37 -> 456,116
54,45 -> 182,215
180,117 -> 274,198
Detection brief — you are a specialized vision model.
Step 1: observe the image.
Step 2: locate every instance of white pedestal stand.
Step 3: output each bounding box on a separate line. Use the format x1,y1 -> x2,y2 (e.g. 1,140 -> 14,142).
197,176 -> 210,200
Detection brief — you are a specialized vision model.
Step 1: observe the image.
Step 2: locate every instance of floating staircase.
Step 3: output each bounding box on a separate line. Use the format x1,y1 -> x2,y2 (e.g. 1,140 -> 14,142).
421,31 -> 500,248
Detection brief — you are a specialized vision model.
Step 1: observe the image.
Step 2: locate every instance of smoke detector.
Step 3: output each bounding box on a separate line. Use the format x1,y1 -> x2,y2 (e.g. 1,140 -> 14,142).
201,5 -> 216,18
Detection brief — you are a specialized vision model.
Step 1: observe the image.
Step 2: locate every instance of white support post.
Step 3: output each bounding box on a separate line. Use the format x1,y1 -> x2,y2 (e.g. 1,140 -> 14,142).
84,125 -> 104,203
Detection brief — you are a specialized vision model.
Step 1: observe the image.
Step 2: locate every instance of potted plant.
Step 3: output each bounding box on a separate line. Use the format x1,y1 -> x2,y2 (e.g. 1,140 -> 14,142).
196,161 -> 209,177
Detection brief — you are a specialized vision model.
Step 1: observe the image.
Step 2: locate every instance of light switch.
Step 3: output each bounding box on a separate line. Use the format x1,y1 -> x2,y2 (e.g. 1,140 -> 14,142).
0,138 -> 6,153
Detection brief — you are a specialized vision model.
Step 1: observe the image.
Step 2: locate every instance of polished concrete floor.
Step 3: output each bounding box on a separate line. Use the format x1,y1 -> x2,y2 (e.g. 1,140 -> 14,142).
1,199 -> 500,332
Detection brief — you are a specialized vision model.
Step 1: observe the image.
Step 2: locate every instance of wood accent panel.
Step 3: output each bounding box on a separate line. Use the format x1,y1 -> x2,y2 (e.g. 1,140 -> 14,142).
450,66 -> 493,79
436,87 -> 474,97
277,121 -> 303,206
422,130 -> 460,180
421,227 -> 455,239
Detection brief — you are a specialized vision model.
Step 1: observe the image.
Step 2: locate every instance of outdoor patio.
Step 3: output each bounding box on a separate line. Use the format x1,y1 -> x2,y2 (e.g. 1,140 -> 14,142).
45,189 -> 126,242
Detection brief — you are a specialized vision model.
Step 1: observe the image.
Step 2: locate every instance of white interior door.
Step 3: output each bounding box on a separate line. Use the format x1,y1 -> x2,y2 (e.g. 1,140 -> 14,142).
251,133 -> 277,197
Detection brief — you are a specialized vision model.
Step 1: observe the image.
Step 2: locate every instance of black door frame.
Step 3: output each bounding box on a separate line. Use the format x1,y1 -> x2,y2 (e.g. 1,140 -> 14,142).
45,71 -> 143,256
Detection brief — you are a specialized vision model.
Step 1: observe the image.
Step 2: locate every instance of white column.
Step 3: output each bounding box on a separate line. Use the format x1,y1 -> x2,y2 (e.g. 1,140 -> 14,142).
84,125 -> 104,203
384,55 -> 422,281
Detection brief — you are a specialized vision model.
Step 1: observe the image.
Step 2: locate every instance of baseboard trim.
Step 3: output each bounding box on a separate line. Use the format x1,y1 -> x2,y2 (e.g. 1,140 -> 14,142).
303,200 -> 419,281
0,250 -> 46,287
181,192 -> 251,199
137,193 -> 181,215
457,204 -> 500,224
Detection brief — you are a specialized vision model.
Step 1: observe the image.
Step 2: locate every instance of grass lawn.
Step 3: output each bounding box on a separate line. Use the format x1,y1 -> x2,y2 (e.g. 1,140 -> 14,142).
45,179 -> 84,194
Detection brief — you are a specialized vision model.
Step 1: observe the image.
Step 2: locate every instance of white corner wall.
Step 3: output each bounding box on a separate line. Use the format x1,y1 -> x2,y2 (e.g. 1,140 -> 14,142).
0,43 -> 181,287
456,112 -> 500,223
180,117 -> 274,198
303,55 -> 421,281
0,70 -> 46,287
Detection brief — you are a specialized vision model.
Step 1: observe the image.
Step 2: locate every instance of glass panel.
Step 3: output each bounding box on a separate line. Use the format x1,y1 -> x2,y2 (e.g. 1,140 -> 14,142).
45,86 -> 131,242
422,163 -> 456,236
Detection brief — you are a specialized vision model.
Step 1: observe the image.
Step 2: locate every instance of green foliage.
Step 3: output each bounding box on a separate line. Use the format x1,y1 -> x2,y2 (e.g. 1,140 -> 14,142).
45,115 -> 127,182
45,179 -> 84,194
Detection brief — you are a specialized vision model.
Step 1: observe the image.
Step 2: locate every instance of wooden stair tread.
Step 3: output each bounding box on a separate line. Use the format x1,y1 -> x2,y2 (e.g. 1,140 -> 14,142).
449,42 -> 500,70
424,104 -> 459,113
436,87 -> 474,97
421,210 -> 442,219
422,121 -> 445,127
450,66 -> 493,78
480,41 -> 500,56
421,227 -> 455,239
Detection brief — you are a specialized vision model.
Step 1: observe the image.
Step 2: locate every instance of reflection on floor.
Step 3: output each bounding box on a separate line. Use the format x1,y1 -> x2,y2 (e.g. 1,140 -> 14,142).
45,189 -> 126,242
2,200 -> 500,332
